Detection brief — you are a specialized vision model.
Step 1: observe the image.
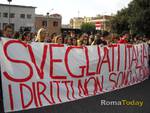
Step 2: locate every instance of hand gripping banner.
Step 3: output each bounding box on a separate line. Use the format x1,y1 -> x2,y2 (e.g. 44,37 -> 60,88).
0,38 -> 149,112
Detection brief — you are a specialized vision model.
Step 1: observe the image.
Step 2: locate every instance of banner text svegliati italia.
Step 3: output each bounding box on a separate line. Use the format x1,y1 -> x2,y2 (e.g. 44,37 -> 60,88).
0,38 -> 149,112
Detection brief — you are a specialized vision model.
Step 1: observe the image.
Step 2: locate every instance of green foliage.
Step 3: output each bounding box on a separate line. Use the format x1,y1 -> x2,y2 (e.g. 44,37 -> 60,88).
81,23 -> 96,34
110,0 -> 150,36
110,8 -> 130,34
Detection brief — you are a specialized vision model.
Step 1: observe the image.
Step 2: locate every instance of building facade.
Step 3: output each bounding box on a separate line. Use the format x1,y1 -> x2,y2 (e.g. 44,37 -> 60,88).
0,4 -> 36,32
90,15 -> 112,31
35,14 -> 62,36
70,15 -> 112,31
70,17 -> 84,29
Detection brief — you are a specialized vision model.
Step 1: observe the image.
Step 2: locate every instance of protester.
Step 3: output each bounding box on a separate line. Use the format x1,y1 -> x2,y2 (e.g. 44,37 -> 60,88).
44,33 -> 52,43
71,37 -> 77,46
89,35 -> 94,45
64,37 -> 68,44
101,32 -> 109,46
91,34 -> 102,45
101,35 -> 107,45
77,34 -> 83,46
21,32 -> 31,42
50,33 -> 57,43
118,35 -> 128,44
70,31 -> 76,38
66,37 -> 72,45
54,35 -> 63,44
3,24 -> 13,38
0,25 -> 13,111
30,32 -> 37,42
35,28 -> 47,42
80,33 -> 89,46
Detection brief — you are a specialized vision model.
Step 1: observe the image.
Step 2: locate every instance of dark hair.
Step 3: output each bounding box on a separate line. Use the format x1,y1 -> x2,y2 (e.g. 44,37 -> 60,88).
102,31 -> 109,37
95,38 -> 103,45
4,24 -> 12,31
51,33 -> 57,38
23,32 -> 29,37
21,32 -> 30,41
71,37 -> 77,44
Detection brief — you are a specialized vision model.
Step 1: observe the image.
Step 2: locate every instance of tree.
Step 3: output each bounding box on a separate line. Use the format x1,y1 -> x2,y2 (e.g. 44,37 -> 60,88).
110,8 -> 130,34
128,0 -> 150,36
110,0 -> 150,37
81,23 -> 96,34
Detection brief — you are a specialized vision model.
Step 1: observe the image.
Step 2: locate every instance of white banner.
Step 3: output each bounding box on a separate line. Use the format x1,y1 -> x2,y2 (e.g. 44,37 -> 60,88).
0,38 -> 149,112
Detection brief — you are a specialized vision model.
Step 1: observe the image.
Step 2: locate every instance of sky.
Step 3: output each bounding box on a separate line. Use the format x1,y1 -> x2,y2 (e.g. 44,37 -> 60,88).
0,0 -> 132,24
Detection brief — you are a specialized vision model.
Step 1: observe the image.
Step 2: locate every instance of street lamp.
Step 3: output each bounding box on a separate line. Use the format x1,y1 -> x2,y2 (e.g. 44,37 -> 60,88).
46,9 -> 53,29
46,12 -> 49,28
7,0 -> 12,24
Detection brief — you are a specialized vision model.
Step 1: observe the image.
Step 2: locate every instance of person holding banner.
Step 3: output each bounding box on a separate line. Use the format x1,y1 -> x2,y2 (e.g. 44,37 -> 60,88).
71,37 -> 78,46
2,24 -> 13,38
21,32 -> 32,42
35,28 -> 47,42
91,34 -> 102,45
66,37 -> 72,45
80,33 -> 89,46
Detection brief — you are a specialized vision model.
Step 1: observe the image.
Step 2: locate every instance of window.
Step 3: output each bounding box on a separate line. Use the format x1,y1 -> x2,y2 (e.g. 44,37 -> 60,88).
10,13 -> 15,18
20,14 -> 25,19
3,13 -> 8,18
27,14 -> 32,19
53,21 -> 58,27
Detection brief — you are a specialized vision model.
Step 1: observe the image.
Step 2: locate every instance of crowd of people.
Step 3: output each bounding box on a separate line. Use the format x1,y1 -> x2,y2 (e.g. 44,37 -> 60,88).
0,24 -> 150,109
1,24 -> 150,66
0,24 -> 150,67
1,24 -> 150,46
